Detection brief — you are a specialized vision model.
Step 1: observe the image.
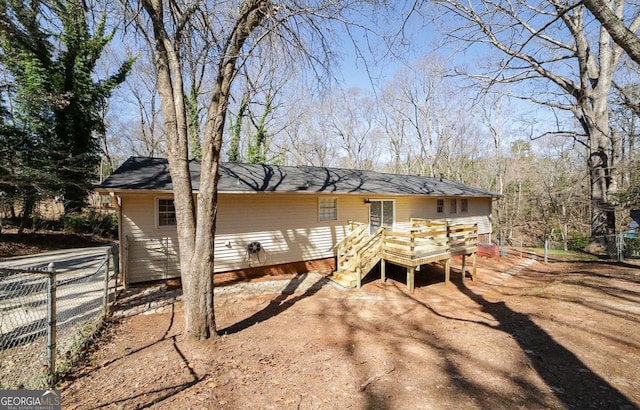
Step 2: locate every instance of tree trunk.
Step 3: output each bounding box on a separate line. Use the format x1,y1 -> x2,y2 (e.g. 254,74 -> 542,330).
140,0 -> 199,335
588,142 -> 616,241
18,193 -> 36,236
584,24 -> 620,242
182,0 -> 270,339
139,0 -> 290,340
158,0 -> 270,340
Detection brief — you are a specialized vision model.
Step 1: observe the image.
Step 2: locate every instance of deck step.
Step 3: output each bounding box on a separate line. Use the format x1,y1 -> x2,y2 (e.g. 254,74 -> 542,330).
328,270 -> 358,288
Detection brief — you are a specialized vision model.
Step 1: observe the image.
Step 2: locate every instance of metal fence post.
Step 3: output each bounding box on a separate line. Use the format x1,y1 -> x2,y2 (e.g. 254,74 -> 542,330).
544,239 -> 548,263
112,245 -> 119,304
46,262 -> 56,386
618,232 -> 624,262
104,249 -> 111,315
519,238 -> 523,259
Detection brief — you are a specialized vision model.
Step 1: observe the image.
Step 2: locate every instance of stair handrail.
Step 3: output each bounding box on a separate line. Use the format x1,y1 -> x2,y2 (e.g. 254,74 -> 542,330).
355,227 -> 384,288
335,222 -> 368,269
334,221 -> 366,249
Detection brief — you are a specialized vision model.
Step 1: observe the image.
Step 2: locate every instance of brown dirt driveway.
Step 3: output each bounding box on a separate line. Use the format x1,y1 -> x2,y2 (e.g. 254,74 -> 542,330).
61,251 -> 640,409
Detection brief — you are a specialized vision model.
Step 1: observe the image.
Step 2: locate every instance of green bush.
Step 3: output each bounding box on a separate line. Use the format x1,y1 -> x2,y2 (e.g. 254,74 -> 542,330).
63,210 -> 117,238
63,213 -> 87,233
568,236 -> 590,251
624,238 -> 640,258
96,212 -> 118,238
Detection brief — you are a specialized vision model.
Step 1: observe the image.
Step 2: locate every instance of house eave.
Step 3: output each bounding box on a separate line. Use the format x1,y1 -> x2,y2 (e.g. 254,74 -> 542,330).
96,187 -> 500,198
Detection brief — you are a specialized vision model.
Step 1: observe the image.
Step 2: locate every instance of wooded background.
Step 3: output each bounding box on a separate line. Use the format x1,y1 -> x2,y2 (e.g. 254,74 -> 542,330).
1,0 -> 639,250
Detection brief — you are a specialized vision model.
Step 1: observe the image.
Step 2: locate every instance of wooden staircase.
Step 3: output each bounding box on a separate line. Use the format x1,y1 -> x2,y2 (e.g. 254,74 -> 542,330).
329,224 -> 384,288
329,219 -> 480,291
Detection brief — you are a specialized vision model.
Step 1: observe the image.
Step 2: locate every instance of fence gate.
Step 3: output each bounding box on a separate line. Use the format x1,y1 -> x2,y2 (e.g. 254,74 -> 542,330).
125,236 -> 180,284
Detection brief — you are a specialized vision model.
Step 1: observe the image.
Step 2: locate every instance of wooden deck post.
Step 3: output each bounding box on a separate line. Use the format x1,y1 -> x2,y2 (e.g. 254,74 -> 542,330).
471,252 -> 477,282
356,266 -> 362,289
461,254 -> 467,281
381,259 -> 386,282
410,232 -> 415,253
444,259 -> 451,286
407,267 -> 415,293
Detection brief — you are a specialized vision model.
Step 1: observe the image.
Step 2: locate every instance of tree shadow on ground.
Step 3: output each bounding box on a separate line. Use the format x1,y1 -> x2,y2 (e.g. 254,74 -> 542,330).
370,261 -> 448,289
217,273 -> 328,335
70,304 -> 209,410
447,276 -> 637,409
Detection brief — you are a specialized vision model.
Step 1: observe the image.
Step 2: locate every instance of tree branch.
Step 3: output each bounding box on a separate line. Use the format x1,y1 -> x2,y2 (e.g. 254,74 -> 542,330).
581,0 -> 640,65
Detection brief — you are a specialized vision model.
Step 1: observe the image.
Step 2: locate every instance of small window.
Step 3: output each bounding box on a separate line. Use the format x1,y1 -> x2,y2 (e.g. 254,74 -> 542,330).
319,198 -> 337,221
158,198 -> 176,227
461,199 -> 469,213
450,199 -> 457,214
436,199 -> 444,213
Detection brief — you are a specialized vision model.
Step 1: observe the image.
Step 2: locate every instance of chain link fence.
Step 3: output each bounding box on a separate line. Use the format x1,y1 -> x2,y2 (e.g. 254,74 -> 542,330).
503,233 -> 640,262
0,246 -> 118,389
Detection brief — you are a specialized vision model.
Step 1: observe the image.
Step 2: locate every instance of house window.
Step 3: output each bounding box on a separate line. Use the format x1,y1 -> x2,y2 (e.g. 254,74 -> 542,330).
461,199 -> 469,213
436,199 -> 444,214
319,198 -> 338,221
369,200 -> 394,234
450,199 -> 457,214
158,198 -> 176,227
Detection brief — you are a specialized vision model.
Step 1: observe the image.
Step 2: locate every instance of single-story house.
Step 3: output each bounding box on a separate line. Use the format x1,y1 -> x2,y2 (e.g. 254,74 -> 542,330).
96,156 -> 500,286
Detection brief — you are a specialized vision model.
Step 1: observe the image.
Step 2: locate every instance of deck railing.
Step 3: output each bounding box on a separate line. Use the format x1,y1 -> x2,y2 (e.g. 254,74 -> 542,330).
335,222 -> 368,272
354,227 -> 384,288
332,219 -> 479,290
384,222 -> 450,263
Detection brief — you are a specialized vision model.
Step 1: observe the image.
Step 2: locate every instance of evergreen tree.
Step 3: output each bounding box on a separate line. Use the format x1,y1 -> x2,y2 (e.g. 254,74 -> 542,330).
0,0 -> 133,215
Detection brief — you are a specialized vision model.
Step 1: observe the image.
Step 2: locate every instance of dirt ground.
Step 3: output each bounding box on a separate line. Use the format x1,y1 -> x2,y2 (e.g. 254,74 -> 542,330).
59,252 -> 640,410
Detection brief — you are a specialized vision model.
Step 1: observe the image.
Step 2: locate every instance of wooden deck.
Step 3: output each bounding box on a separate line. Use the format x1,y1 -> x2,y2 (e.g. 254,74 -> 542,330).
330,219 -> 478,293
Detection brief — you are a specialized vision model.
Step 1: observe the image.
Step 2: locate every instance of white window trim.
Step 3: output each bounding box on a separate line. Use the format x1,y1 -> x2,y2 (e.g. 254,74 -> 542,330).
156,196 -> 177,229
318,197 -> 338,222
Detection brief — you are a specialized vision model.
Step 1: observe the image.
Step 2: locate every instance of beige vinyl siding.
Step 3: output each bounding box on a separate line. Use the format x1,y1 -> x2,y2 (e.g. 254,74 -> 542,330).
118,191 -> 493,283
124,236 -> 180,283
214,194 -> 367,271
121,194 -> 180,283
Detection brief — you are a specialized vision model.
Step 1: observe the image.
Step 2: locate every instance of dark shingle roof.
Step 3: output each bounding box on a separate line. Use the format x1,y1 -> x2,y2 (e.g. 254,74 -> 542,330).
97,157 -> 499,197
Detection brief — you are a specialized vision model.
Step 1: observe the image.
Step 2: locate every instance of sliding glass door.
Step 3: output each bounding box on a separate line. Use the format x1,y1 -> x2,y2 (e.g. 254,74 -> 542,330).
369,200 -> 394,234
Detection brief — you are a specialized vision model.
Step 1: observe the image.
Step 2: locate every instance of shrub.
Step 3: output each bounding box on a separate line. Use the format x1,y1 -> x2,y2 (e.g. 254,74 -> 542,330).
623,238 -> 640,258
63,210 -> 117,238
568,236 -> 590,251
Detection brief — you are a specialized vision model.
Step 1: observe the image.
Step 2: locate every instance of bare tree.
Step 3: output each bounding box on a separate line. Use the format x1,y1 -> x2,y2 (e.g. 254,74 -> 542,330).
379,56 -> 481,178
276,95 -> 339,167
377,101 -> 410,174
107,48 -> 166,159
581,0 -> 640,65
476,90 -> 513,242
129,0 -> 383,340
432,0 -> 640,241
323,87 -> 383,169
